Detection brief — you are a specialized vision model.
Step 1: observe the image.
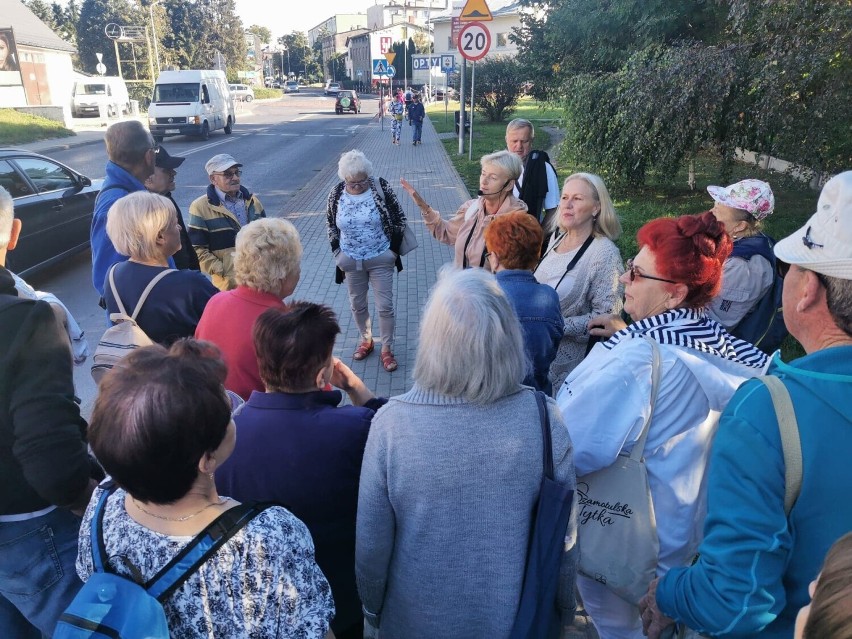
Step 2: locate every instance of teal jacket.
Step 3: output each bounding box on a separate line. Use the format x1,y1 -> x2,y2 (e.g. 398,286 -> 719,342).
656,346 -> 852,637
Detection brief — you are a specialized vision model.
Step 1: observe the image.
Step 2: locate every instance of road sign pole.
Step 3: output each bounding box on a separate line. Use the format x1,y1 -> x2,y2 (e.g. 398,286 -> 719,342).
458,59 -> 465,155
468,60 -> 475,161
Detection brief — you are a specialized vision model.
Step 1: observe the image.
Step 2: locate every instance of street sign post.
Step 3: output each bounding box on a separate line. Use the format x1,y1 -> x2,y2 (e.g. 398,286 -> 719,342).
458,21 -> 491,62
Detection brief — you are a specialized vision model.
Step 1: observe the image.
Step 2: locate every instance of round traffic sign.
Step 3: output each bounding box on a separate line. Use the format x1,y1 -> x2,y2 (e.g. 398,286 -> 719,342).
386,65 -> 396,78
96,63 -> 107,75
458,21 -> 491,62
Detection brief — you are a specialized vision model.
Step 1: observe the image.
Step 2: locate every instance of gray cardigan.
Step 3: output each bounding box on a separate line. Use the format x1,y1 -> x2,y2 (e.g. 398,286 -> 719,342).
356,385 -> 578,638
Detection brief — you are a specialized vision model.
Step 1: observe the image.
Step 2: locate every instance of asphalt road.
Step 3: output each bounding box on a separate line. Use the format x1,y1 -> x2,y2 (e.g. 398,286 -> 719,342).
26,89 -> 379,418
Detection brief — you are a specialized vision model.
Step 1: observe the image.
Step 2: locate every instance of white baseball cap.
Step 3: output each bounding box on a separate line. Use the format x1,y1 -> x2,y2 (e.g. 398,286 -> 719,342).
774,171 -> 852,280
205,154 -> 242,175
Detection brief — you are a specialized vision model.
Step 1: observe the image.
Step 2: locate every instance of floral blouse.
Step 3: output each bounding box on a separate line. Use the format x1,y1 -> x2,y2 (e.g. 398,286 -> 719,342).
77,485 -> 334,639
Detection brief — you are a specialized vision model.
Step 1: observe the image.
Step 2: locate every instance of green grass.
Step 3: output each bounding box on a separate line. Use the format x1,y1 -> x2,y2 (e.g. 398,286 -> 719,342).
425,98 -> 816,361
253,88 -> 281,99
0,109 -> 74,145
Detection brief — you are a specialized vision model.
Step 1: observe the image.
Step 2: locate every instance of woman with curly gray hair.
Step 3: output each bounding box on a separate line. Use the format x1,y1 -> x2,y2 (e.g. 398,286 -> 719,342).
195,218 -> 303,399
327,149 -> 407,372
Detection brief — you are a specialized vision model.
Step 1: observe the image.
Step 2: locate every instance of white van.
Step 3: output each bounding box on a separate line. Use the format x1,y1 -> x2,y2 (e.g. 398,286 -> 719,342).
71,77 -> 130,118
148,70 -> 236,142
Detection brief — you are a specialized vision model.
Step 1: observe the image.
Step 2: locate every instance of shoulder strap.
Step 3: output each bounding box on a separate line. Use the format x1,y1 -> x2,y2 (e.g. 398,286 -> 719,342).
107,264 -> 128,317
129,269 -> 177,320
534,391 -> 554,480
95,184 -> 130,208
146,502 -> 272,602
91,482 -> 119,574
761,375 -> 802,515
630,337 -> 662,461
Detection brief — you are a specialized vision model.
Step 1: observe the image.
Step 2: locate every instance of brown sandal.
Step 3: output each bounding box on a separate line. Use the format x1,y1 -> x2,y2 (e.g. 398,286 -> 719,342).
353,339 -> 374,361
381,350 -> 398,372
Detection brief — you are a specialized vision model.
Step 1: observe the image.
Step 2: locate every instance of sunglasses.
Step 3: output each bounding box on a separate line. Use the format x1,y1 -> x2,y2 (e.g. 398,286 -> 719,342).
213,169 -> 242,179
625,258 -> 678,284
345,178 -> 370,188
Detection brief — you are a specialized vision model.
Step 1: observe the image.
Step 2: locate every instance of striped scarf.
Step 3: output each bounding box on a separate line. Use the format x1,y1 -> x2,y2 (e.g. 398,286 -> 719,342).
603,308 -> 769,369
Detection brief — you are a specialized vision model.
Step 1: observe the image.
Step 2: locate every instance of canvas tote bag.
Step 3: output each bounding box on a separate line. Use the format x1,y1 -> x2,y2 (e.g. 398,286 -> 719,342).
577,336 -> 661,604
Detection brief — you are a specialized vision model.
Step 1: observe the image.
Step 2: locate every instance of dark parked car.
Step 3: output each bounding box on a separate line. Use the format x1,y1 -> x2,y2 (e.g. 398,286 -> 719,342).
0,149 -> 102,277
335,90 -> 361,114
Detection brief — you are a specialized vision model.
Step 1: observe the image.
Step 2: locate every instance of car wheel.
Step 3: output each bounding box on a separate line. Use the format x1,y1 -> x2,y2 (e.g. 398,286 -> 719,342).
224,117 -> 233,134
245,95 -> 253,102
200,121 -> 210,141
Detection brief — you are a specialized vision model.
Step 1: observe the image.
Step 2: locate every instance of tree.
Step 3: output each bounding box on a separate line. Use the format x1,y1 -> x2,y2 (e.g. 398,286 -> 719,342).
23,0 -> 56,29
283,31 -> 318,82
77,0 -> 148,77
464,56 -> 523,122
246,24 -> 271,45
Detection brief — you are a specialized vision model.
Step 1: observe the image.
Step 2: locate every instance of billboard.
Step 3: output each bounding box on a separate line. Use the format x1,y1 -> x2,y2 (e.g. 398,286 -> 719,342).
0,28 -> 23,87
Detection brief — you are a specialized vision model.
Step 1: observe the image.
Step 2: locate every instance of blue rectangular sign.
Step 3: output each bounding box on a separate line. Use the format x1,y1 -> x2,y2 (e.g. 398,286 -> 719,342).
372,58 -> 388,75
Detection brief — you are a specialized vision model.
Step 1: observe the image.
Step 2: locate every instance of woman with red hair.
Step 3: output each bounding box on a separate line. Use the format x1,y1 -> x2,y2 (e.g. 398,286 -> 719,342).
556,211 -> 770,638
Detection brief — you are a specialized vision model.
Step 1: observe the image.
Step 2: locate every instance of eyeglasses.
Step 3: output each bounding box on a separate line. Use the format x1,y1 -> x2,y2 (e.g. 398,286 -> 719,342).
345,178 -> 369,188
625,258 -> 678,284
802,226 -> 824,249
213,169 -> 242,179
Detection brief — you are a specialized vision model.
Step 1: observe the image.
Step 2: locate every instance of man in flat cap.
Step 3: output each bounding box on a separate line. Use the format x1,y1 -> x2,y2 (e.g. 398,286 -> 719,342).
640,171 -> 852,638
188,153 -> 265,290
144,145 -> 199,271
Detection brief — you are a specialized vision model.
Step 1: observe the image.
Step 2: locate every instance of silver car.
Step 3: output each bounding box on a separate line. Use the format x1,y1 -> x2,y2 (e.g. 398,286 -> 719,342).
284,81 -> 300,94
229,84 -> 255,102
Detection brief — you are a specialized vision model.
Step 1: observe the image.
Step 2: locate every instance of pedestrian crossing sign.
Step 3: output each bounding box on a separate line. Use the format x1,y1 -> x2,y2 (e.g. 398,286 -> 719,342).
373,59 -> 388,75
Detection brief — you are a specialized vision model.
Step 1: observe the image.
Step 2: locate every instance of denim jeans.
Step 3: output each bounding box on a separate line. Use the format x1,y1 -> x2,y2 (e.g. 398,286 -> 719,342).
0,508 -> 84,637
412,120 -> 423,142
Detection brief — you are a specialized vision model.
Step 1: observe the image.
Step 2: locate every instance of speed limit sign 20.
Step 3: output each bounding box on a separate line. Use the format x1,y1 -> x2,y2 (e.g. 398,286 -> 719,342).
458,21 -> 491,62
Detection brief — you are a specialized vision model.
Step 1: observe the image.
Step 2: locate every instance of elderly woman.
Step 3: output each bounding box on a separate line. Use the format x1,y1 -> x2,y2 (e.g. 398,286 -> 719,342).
104,191 -> 217,345
217,303 -> 387,639
77,340 -> 334,637
556,211 -> 769,638
484,211 -> 562,394
195,218 -> 302,399
533,172 -> 623,390
327,149 -> 406,372
706,179 -> 780,345
400,149 -> 527,271
356,267 -> 578,638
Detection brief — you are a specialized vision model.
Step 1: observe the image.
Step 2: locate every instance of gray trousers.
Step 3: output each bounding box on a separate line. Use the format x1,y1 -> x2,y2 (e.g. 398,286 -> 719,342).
336,249 -> 396,349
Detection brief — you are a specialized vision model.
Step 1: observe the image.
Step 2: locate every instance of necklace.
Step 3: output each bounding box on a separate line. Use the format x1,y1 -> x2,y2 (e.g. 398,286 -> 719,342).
131,496 -> 229,522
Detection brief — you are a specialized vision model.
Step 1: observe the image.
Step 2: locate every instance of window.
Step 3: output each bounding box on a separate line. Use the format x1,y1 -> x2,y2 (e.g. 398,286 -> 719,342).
497,33 -> 508,48
14,158 -> 75,194
449,35 -> 456,50
201,84 -> 210,104
0,160 -> 32,198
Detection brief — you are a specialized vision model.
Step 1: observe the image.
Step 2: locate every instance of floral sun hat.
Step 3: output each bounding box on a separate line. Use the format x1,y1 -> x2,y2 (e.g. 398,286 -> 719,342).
707,179 -> 775,220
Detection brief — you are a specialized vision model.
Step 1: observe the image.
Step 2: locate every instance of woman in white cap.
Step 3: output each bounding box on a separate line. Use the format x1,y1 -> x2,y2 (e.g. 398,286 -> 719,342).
706,179 -> 782,347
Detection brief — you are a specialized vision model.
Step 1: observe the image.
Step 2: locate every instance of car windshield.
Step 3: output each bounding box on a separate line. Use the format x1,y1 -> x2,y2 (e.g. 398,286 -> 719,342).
76,84 -> 107,95
286,82 -> 297,87
153,83 -> 200,103
339,91 -> 353,98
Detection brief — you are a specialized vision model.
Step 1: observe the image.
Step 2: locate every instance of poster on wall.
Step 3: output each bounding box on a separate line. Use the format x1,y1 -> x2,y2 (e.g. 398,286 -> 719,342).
0,28 -> 24,87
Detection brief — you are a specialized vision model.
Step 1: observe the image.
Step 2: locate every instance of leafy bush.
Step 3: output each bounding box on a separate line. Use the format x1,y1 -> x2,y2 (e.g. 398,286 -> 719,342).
462,56 -> 523,123
254,88 -> 281,99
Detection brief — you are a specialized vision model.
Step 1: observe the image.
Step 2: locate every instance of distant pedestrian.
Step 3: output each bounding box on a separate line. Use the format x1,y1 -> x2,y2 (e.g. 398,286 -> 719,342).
408,93 -> 425,146
390,97 -> 404,145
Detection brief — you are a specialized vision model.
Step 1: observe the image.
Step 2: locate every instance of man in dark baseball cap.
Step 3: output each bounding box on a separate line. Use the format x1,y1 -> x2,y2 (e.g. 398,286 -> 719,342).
144,145 -> 199,270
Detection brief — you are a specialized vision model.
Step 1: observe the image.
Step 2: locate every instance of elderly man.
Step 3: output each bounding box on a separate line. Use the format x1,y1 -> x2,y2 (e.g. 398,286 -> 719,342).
505,118 -> 559,234
188,153 -> 265,291
640,171 -> 852,639
144,144 -> 199,270
0,187 -> 99,637
90,120 -> 157,297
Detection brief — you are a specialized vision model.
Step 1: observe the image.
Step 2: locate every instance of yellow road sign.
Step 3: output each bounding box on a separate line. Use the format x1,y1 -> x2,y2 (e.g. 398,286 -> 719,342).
459,0 -> 493,22
384,51 -> 396,65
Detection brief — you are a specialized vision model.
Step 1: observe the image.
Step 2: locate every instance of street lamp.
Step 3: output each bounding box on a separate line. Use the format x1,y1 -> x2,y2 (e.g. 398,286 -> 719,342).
148,0 -> 161,76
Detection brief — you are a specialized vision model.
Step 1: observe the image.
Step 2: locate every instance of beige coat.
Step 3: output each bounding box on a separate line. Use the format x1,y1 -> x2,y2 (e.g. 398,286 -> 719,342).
422,194 -> 527,270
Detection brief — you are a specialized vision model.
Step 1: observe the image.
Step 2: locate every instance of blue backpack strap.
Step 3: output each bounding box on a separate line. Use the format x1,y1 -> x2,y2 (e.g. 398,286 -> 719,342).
90,481 -> 119,574
145,502 -> 272,602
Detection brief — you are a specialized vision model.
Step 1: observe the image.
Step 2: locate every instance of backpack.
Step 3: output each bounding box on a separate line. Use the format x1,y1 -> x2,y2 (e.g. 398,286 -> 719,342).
91,265 -> 175,383
728,235 -> 788,354
54,483 -> 270,639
